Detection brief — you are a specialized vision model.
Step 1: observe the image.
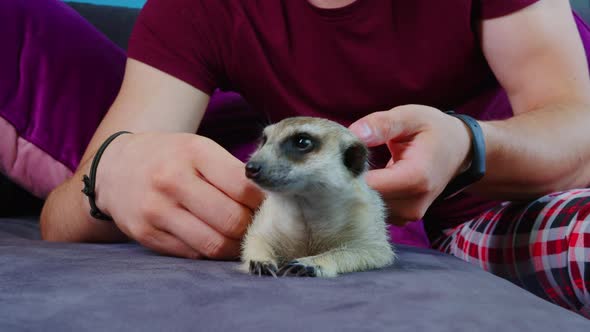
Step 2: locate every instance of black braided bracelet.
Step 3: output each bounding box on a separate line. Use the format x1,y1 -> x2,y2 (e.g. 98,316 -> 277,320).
82,131 -> 132,221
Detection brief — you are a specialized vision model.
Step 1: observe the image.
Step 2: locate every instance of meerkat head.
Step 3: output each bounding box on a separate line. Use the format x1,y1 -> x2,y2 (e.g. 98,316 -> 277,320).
245,117 -> 369,194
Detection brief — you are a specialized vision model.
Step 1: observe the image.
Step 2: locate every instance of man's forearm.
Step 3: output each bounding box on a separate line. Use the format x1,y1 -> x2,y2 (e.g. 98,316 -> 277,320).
472,103 -> 590,199
40,175 -> 127,243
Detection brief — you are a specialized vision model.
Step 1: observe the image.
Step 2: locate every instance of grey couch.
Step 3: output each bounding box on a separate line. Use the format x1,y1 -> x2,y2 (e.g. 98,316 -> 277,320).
1,2 -> 589,331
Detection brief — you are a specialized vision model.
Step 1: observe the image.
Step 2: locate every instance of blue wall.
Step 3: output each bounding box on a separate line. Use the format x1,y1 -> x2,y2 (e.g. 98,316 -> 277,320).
66,0 -> 145,8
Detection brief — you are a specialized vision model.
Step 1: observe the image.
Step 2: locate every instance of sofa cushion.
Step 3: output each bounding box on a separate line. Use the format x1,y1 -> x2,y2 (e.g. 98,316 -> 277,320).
0,174 -> 43,217
0,217 -> 588,331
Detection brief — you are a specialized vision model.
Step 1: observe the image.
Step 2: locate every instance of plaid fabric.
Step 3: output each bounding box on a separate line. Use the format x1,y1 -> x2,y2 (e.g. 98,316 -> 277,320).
430,189 -> 590,319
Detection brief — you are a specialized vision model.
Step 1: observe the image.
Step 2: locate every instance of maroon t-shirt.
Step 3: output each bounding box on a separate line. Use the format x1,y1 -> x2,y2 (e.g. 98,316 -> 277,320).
127,0 -> 538,234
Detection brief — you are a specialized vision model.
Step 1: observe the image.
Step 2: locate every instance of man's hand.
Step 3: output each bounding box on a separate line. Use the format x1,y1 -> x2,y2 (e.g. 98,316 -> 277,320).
43,132 -> 265,260
349,105 -> 471,226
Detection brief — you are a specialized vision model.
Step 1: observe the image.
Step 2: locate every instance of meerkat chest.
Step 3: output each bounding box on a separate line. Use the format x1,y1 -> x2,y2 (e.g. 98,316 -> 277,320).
254,195 -> 330,256
254,196 -> 309,242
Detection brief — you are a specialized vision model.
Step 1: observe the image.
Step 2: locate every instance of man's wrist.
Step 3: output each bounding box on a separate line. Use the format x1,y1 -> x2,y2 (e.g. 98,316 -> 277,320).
83,131 -> 133,221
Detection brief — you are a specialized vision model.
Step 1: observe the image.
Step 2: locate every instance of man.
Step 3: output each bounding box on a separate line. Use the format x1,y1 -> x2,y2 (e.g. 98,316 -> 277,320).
41,0 -> 590,317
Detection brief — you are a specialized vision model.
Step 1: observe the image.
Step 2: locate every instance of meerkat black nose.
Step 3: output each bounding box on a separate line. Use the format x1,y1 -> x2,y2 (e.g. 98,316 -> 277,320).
245,161 -> 262,179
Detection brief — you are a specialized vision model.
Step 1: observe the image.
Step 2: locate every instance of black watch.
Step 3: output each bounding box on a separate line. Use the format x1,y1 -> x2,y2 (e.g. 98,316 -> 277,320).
438,110 -> 486,200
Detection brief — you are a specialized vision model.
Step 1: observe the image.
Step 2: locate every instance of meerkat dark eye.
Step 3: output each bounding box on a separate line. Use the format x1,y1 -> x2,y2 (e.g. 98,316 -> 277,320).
293,134 -> 314,152
280,132 -> 319,160
259,134 -> 268,146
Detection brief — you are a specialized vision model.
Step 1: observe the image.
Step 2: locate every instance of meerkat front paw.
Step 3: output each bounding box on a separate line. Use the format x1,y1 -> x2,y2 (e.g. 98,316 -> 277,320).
278,260 -> 323,277
247,260 -> 279,277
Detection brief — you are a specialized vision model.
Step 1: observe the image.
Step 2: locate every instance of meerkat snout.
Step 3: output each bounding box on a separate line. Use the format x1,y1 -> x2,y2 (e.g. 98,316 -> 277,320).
245,161 -> 263,180
241,116 -> 395,278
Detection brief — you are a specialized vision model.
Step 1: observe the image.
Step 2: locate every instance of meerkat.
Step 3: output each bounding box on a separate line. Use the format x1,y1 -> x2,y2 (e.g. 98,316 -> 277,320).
240,116 -> 395,278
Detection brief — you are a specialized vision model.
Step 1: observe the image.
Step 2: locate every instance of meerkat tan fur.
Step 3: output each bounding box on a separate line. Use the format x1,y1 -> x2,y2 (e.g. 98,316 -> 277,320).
240,116 -> 395,278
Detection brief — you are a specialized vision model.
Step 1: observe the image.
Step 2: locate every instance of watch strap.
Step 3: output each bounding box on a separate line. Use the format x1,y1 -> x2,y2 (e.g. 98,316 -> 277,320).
438,111 -> 486,200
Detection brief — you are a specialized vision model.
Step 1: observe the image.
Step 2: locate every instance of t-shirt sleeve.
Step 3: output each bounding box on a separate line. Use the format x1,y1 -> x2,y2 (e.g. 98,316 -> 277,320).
127,0 -> 229,95
476,0 -> 540,19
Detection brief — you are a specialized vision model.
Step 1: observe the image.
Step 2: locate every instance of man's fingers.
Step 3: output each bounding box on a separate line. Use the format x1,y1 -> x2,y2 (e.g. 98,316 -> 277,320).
385,158 -> 395,168
381,194 -> 430,225
349,107 -> 423,147
135,228 -> 202,259
383,200 -> 423,225
191,138 -> 265,210
365,161 -> 428,199
169,172 -> 252,240
154,208 -> 241,260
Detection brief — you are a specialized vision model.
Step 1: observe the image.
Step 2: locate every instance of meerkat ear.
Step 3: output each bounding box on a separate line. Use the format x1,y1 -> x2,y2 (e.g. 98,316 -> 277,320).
343,142 -> 368,177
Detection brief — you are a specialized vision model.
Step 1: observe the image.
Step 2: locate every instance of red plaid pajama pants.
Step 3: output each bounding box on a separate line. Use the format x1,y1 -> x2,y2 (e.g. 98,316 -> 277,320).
430,189 -> 590,318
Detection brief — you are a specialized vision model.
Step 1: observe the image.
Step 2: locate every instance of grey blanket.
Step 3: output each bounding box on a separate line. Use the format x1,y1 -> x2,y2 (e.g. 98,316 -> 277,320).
1,217 -> 588,331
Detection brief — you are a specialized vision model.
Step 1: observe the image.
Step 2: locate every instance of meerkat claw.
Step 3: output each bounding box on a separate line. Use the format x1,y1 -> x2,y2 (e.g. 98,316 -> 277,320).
249,261 -> 278,277
278,261 -> 319,277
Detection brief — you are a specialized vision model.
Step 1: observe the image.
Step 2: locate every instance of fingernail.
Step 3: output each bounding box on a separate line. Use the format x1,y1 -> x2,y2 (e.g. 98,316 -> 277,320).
352,123 -> 374,142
